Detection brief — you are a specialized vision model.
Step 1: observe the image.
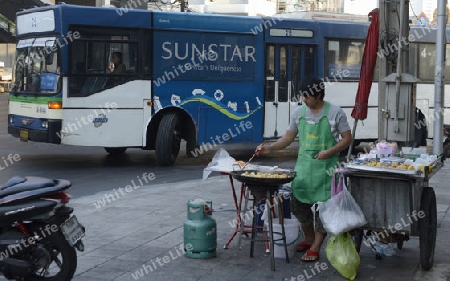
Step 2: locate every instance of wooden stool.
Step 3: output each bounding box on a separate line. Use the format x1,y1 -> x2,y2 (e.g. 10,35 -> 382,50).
247,185 -> 290,271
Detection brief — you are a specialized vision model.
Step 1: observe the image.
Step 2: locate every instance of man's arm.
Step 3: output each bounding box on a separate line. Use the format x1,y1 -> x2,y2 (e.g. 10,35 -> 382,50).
333,130 -> 352,154
258,130 -> 297,155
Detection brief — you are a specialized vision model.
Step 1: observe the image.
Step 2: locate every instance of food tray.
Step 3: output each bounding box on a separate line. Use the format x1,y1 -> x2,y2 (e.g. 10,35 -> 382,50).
345,163 -> 421,176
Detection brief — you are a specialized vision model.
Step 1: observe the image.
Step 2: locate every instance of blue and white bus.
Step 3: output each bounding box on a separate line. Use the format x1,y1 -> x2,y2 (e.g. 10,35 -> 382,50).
8,4 -> 450,165
8,4 -> 264,166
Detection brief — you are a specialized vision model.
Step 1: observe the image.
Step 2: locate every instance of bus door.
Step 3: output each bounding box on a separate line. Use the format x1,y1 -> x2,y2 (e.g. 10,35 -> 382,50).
263,44 -> 316,138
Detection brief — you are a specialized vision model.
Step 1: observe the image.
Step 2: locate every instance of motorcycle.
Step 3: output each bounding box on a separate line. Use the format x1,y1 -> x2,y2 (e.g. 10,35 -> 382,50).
0,176 -> 85,280
444,124 -> 450,159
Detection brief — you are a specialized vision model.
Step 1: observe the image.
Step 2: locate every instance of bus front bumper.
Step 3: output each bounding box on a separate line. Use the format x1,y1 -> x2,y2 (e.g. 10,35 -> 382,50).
8,119 -> 62,144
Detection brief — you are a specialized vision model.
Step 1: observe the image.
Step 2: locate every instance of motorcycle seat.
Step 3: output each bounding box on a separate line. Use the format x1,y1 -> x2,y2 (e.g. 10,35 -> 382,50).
0,176 -> 70,199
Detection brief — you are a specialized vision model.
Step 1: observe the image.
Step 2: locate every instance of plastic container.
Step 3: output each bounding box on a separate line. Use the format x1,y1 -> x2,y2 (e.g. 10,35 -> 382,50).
277,185 -> 292,219
376,148 -> 392,157
271,218 -> 302,259
378,243 -> 396,256
255,200 -> 265,232
402,147 -> 413,154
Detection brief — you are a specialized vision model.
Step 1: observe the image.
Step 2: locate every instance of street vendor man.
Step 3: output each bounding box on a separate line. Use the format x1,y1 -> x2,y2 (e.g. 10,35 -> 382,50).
257,76 -> 352,262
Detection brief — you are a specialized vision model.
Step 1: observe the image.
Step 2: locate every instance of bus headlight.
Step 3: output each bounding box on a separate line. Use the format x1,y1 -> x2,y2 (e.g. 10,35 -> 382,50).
9,115 -> 14,124
41,120 -> 48,128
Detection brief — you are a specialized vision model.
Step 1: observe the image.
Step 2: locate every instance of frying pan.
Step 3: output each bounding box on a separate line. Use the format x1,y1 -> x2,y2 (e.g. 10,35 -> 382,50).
231,170 -> 296,187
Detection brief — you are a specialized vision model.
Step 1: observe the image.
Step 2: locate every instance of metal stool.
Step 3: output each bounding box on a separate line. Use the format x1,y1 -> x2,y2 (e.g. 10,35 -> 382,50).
247,185 -> 290,271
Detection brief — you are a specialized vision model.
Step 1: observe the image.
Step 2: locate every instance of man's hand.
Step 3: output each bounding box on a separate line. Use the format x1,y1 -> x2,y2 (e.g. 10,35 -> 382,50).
314,149 -> 334,160
256,143 -> 270,155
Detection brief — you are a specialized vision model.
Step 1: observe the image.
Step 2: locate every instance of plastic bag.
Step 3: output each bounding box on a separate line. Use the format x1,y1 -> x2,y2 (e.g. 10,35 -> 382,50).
331,168 -> 345,197
326,232 -> 360,280
317,183 -> 366,236
202,148 -> 236,179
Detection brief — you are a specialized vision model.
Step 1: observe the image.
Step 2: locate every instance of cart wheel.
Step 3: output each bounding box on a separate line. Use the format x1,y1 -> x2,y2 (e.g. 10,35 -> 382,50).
419,187 -> 437,270
352,229 -> 364,253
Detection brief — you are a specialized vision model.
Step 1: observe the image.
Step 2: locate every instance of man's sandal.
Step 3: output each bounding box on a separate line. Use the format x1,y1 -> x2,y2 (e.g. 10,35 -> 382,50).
296,241 -> 312,252
301,249 -> 319,262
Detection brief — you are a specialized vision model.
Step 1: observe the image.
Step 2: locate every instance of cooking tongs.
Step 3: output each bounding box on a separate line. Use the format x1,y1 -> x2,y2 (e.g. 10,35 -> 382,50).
241,142 -> 266,170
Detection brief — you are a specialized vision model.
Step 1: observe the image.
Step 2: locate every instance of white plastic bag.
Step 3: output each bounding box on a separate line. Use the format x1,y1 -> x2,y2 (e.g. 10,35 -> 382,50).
316,186 -> 367,236
202,148 -> 236,179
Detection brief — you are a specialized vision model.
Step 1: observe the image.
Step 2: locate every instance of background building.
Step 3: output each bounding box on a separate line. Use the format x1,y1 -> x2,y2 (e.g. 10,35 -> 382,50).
343,0 -> 378,15
410,0 -> 437,21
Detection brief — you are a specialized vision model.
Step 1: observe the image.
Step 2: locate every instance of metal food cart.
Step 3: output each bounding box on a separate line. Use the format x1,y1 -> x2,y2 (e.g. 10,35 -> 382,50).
343,157 -> 444,270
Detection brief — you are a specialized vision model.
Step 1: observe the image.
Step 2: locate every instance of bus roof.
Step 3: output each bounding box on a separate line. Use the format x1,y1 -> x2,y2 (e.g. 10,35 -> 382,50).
16,3 -> 152,37
153,11 -> 263,33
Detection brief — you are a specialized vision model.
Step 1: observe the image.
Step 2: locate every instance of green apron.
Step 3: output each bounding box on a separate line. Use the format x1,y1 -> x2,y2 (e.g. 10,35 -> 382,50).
292,102 -> 338,204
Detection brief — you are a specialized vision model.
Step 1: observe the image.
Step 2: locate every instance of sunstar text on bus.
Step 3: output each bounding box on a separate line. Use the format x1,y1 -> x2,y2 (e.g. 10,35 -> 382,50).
8,4 -> 442,166
161,42 -> 257,62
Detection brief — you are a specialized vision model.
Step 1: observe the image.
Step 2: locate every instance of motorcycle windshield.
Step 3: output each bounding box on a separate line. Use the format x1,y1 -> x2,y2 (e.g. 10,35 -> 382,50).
12,37 -> 61,95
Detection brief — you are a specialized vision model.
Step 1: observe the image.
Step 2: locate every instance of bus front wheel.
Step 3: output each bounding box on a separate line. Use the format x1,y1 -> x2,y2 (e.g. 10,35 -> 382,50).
155,113 -> 181,166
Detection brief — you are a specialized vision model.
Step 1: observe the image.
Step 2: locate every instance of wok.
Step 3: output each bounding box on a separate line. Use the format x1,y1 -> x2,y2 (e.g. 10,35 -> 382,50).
231,170 -> 296,187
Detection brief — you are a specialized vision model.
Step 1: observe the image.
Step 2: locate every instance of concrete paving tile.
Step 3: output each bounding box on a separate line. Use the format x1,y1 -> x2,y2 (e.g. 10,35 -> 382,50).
81,237 -> 132,252
102,212 -> 155,223
413,262 -> 450,281
73,276 -> 109,281
96,258 -> 142,270
116,246 -> 168,261
79,247 -> 127,259
131,269 -> 207,281
75,267 -> 125,280
196,265 -> 253,281
113,234 -> 158,246
126,229 -> 162,240
75,256 -> 112,275
110,273 -> 138,281
82,235 -> 116,245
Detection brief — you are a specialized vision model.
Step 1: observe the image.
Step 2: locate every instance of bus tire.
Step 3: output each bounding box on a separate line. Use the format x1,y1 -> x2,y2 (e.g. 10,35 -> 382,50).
104,147 -> 127,155
156,113 -> 181,166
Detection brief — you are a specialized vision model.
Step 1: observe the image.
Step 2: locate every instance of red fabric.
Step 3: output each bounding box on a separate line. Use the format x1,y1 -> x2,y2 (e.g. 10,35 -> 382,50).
351,8 -> 380,120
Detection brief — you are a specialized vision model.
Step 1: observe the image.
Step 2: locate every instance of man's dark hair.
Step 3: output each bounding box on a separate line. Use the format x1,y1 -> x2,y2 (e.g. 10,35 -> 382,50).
112,52 -> 123,62
299,76 -> 325,100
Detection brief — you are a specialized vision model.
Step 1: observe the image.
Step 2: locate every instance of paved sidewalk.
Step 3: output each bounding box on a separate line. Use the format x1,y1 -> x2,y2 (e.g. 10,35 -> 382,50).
70,163 -> 450,281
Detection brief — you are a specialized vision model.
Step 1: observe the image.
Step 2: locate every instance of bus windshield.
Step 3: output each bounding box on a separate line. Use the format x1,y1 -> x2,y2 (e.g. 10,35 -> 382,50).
12,37 -> 60,95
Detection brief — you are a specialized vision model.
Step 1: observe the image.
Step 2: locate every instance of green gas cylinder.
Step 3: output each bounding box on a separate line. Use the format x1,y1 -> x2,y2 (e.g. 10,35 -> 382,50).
184,199 -> 217,258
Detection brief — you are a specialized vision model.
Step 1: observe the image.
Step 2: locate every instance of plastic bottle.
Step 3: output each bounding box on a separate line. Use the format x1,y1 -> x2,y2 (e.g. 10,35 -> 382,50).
368,239 -> 382,254
369,240 -> 396,257
379,244 -> 396,256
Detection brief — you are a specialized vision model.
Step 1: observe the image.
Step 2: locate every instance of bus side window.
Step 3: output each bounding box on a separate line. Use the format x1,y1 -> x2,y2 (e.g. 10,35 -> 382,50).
68,27 -> 140,97
81,76 -> 109,95
278,69 -> 288,102
265,45 -> 275,102
265,69 -> 275,101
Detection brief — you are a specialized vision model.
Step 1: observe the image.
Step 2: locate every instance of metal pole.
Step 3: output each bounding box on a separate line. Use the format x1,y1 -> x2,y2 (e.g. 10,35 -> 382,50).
347,119 -> 358,162
433,0 -> 446,155
393,0 -> 406,135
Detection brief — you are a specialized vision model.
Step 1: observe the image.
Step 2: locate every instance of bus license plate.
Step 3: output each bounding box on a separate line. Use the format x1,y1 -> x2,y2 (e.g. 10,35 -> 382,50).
19,130 -> 28,142
61,216 -> 85,247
